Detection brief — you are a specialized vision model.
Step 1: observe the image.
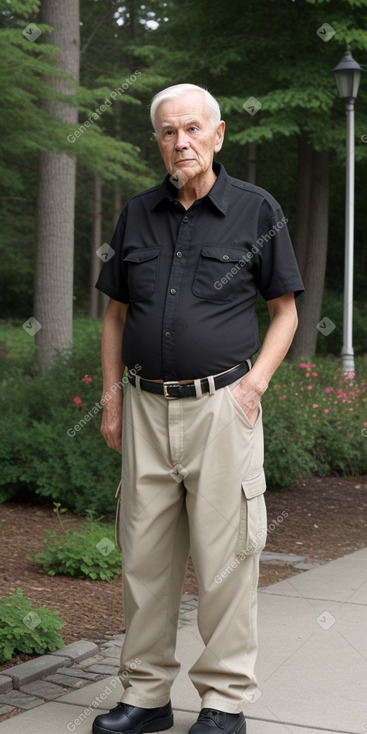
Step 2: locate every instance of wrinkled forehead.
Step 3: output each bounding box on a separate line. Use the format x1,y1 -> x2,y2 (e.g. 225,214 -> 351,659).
155,91 -> 211,127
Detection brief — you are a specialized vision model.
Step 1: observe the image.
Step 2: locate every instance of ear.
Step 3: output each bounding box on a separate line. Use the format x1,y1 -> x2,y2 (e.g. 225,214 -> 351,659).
214,120 -> 225,153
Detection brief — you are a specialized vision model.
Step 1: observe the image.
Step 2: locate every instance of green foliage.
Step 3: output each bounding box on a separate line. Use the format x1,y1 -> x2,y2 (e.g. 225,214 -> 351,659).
255,290 -> 367,357
0,588 -> 65,662
33,507 -> 122,581
0,318 -> 121,514
0,0 -> 164,320
262,357 -> 367,487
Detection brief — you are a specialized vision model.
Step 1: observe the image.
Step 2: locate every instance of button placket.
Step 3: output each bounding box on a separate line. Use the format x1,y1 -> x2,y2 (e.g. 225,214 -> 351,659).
162,211 -> 194,380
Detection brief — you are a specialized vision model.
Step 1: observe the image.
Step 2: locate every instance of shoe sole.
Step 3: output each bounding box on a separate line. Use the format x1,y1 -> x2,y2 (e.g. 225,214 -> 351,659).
92,713 -> 174,734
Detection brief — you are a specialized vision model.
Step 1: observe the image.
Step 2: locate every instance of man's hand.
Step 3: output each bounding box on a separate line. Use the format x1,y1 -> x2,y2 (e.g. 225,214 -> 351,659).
101,403 -> 123,453
230,373 -> 266,427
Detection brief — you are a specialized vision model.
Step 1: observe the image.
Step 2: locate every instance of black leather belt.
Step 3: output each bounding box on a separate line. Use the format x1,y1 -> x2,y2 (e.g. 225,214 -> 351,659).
127,360 -> 251,399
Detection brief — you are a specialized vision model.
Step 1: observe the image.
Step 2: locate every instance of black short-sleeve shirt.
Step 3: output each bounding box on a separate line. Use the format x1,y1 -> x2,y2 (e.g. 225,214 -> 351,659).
96,161 -> 304,380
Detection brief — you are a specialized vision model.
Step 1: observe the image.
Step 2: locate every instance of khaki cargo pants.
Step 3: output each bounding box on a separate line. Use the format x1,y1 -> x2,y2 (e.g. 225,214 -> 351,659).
115,375 -> 267,713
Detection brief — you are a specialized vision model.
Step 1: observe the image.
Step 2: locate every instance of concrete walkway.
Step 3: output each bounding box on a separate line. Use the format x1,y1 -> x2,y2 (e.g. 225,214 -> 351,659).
0,548 -> 366,734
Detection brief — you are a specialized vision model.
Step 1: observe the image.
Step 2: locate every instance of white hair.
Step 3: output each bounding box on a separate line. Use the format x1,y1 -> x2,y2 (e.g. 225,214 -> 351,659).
150,83 -> 221,132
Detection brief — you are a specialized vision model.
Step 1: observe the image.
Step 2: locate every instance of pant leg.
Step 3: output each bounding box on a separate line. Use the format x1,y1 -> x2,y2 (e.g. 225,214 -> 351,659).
181,382 -> 267,713
118,383 -> 190,708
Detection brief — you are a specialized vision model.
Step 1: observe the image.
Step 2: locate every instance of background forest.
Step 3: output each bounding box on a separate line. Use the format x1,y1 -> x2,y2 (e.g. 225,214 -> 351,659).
0,0 -> 366,509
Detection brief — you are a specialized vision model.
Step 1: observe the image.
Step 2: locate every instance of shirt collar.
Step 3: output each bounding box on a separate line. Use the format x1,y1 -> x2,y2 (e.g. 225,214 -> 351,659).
150,161 -> 230,215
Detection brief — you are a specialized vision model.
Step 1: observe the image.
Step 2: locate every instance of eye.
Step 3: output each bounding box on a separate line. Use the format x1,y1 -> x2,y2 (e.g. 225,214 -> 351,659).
164,130 -> 174,136
188,126 -> 198,132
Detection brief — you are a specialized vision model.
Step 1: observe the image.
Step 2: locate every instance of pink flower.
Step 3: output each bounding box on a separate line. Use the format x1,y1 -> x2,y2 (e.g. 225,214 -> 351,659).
299,363 -> 307,368
312,404 -> 318,408
325,387 -> 332,393
274,385 -> 280,390
334,400 -> 338,404
312,372 -> 318,377
73,396 -> 83,405
346,372 -> 355,380
307,385 -> 313,390
305,372 -> 310,377
349,391 -> 355,396
348,408 -> 354,412
324,409 -> 329,413
364,422 -> 367,427
280,395 -> 287,400
82,375 -> 92,383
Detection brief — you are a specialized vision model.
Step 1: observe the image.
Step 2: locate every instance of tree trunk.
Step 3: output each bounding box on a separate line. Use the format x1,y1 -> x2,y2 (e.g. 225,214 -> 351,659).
293,134 -> 312,277
288,150 -> 330,359
113,182 -> 122,228
247,142 -> 257,184
34,0 -> 80,372
89,175 -> 103,318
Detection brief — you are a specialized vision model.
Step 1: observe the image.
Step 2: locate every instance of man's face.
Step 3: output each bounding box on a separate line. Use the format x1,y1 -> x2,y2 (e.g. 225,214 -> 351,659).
155,91 -> 225,184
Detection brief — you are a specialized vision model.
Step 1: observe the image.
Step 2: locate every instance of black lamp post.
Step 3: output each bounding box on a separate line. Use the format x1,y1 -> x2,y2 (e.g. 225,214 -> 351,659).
332,51 -> 363,374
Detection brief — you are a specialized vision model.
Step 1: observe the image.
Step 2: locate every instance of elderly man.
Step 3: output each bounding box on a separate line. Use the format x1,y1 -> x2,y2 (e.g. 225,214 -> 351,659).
93,83 -> 304,734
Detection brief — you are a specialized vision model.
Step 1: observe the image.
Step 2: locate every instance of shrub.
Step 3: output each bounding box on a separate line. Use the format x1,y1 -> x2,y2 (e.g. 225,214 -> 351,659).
0,319 -> 121,514
33,506 -> 122,581
262,356 -> 367,486
0,588 -> 65,662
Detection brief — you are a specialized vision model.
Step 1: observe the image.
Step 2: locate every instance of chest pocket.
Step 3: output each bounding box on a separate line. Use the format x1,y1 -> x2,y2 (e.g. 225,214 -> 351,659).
122,246 -> 161,301
192,246 -> 251,302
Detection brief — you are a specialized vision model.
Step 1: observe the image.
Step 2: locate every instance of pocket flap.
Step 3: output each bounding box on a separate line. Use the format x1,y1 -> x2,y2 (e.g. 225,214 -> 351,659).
200,246 -> 248,263
123,246 -> 160,264
241,469 -> 266,499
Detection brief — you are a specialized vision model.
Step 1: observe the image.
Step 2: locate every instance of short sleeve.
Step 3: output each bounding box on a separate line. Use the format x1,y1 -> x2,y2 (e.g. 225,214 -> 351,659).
95,208 -> 129,303
256,201 -> 305,301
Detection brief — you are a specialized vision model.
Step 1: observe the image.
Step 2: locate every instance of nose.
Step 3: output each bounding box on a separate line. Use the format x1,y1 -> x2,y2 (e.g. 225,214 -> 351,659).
175,129 -> 189,150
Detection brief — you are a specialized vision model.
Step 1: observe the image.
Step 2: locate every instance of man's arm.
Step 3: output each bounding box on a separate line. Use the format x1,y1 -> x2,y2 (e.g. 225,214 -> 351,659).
100,298 -> 129,453
231,292 -> 298,424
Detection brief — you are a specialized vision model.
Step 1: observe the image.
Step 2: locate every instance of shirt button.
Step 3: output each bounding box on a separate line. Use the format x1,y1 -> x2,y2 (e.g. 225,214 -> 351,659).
183,215 -> 189,223
222,254 -> 230,260
164,331 -> 171,338
170,288 -> 177,295
176,251 -> 183,258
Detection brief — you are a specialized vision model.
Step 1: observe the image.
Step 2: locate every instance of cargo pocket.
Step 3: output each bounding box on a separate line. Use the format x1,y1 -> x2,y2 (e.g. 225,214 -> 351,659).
115,480 -> 122,551
235,468 -> 267,557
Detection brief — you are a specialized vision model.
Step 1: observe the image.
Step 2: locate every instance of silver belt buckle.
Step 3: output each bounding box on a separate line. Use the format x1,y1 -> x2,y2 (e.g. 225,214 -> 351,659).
163,380 -> 180,399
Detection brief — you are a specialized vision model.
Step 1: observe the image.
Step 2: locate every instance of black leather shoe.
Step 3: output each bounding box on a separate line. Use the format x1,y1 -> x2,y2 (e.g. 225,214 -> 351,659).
188,709 -> 246,734
92,700 -> 174,734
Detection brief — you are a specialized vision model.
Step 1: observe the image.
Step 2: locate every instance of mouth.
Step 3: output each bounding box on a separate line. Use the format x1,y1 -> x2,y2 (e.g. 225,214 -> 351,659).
175,158 -> 196,164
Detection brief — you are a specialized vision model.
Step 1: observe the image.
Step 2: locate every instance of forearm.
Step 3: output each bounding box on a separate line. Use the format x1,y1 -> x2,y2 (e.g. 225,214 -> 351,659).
100,300 -> 129,452
100,300 -> 128,403
101,325 -> 124,403
231,294 -> 298,423
250,305 -> 298,396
